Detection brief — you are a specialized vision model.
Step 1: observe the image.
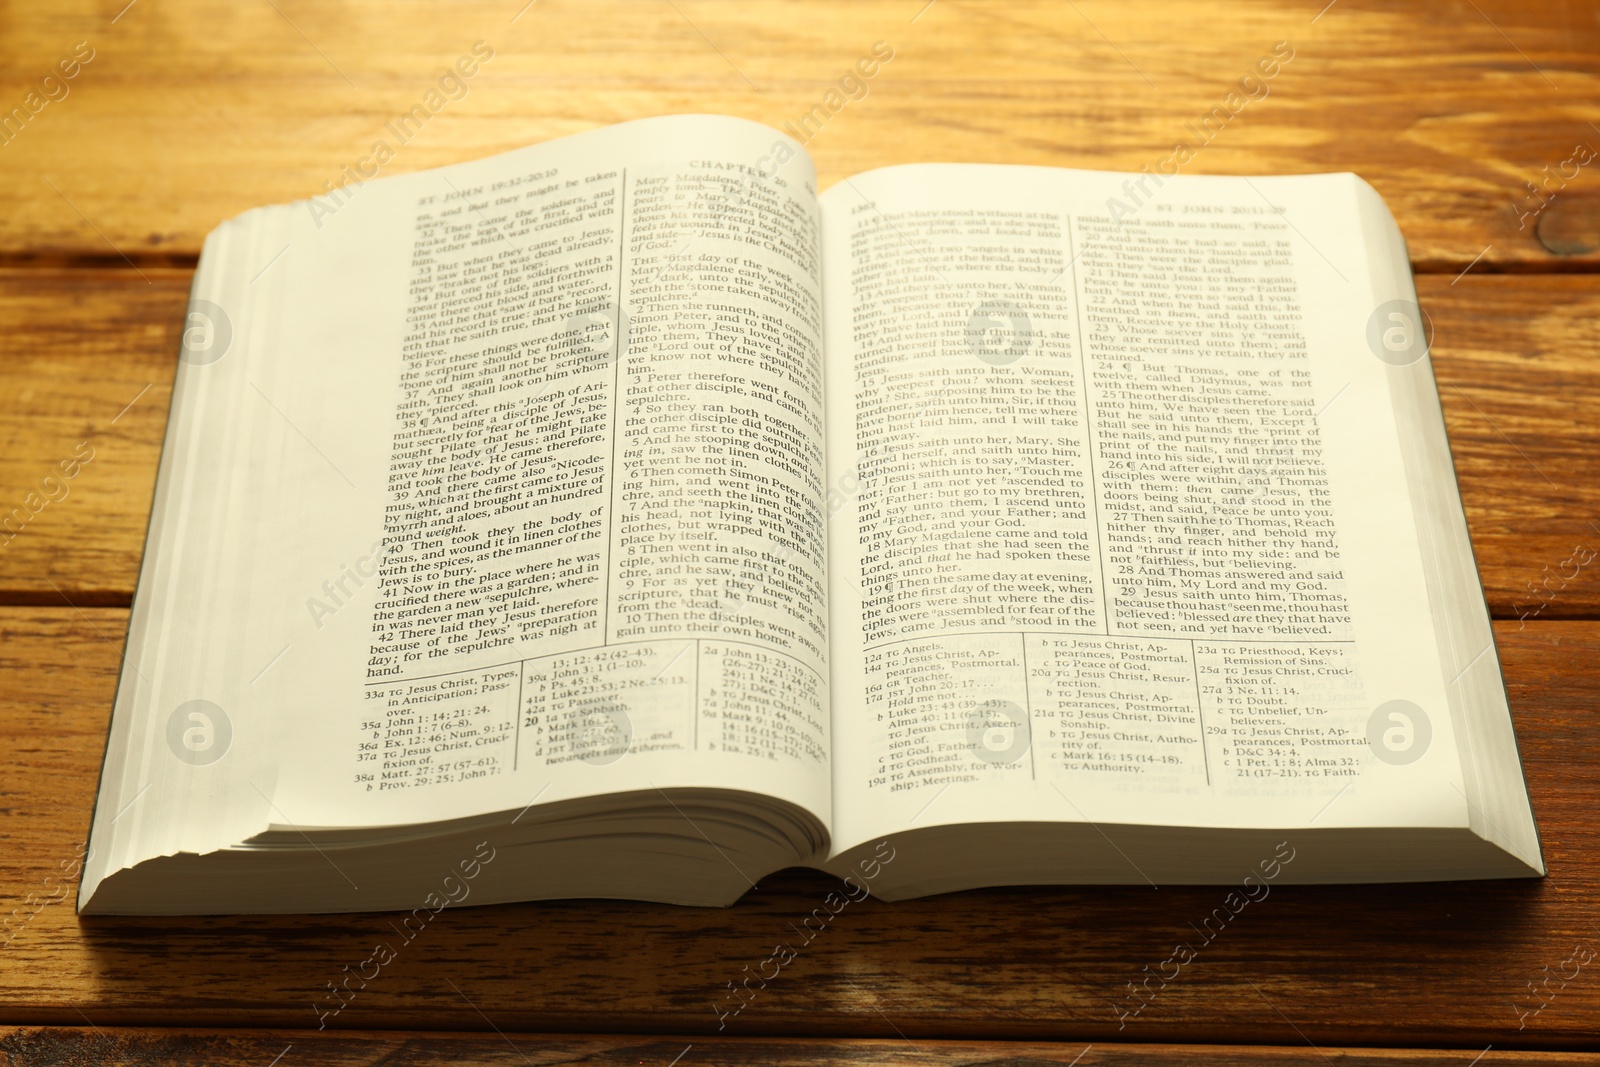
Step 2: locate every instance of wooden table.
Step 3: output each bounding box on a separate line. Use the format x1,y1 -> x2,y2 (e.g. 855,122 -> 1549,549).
3,0 -> 1600,1062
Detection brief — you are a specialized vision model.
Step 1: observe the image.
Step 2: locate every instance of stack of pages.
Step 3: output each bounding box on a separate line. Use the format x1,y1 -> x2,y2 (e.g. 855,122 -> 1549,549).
80,115 -> 1541,914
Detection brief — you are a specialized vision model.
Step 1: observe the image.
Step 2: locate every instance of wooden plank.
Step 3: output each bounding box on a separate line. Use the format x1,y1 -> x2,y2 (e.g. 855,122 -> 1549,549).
0,0 -> 1596,268
0,270 -> 180,605
2,269 -> 1598,617
4,1027 -> 1600,1067
1,607 -> 1595,1047
1427,275 -> 1600,623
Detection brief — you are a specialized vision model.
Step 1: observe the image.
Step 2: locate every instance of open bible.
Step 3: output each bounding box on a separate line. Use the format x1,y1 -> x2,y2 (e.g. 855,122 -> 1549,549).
80,115 -> 1543,915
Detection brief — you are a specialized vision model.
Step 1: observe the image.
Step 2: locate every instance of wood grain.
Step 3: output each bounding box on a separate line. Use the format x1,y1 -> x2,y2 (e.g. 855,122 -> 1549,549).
0,270 -> 179,606
1429,274 -> 1600,621
0,0 -> 1596,268
2,269 -> 1598,617
1,606 -> 1595,1048
3,1 -> 1598,1056
5,1027 -> 1600,1067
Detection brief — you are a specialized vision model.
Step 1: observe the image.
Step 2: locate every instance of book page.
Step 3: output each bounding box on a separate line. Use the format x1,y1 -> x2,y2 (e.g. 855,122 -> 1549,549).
104,117 -> 833,857
819,165 -> 1469,856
